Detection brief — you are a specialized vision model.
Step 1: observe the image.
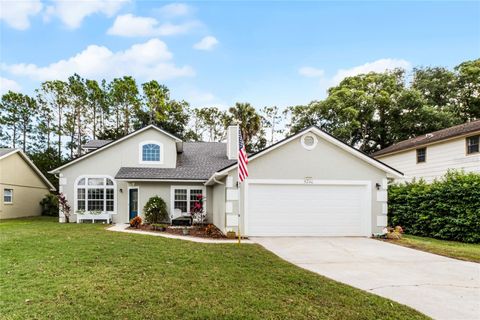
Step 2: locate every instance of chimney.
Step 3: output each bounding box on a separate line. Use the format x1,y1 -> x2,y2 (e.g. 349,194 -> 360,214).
226,125 -> 239,160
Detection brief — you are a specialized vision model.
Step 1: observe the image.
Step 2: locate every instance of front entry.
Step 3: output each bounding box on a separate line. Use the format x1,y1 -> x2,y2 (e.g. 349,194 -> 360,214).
129,188 -> 139,220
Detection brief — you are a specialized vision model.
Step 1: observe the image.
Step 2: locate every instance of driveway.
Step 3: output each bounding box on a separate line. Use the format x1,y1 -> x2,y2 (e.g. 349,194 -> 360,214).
252,237 -> 480,320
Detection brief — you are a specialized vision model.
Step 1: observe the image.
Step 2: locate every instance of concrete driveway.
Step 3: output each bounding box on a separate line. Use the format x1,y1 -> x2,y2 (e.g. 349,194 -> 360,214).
252,237 -> 480,320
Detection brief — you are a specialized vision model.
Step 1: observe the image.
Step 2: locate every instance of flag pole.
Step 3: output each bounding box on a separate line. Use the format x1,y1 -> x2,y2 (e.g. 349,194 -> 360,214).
237,125 -> 241,245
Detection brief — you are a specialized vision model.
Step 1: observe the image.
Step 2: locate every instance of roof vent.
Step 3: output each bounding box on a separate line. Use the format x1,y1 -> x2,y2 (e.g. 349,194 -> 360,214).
426,133 -> 434,139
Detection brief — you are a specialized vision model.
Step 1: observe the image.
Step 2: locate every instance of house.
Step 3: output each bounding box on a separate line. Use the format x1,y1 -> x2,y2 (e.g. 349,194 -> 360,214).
0,149 -> 56,219
49,124 -> 403,237
373,120 -> 480,183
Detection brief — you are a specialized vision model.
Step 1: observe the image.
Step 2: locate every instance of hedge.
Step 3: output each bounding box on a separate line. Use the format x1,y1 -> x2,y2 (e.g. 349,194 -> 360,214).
388,171 -> 480,243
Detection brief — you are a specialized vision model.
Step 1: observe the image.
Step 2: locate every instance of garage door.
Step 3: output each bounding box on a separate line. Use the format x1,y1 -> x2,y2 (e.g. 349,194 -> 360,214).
247,182 -> 369,236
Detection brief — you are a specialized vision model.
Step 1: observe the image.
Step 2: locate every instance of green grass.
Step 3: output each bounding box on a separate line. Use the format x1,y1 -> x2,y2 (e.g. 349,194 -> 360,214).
0,218 -> 428,320
388,234 -> 480,263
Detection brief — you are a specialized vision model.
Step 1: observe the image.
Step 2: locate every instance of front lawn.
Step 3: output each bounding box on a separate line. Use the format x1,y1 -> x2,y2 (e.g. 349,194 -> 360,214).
387,234 -> 480,263
0,218 -> 427,319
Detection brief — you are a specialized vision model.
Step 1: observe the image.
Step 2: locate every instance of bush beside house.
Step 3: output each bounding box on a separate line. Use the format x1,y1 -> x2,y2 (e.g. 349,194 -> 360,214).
388,171 -> 480,243
143,196 -> 169,224
40,194 -> 59,217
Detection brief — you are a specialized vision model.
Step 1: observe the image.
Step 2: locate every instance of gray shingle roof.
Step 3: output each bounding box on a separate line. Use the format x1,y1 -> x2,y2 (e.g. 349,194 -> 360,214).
0,148 -> 16,157
115,142 -> 236,180
83,140 -> 112,149
373,120 -> 480,157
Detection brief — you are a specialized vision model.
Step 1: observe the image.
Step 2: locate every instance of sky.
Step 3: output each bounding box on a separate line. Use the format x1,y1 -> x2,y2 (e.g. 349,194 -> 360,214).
1,1 -> 479,110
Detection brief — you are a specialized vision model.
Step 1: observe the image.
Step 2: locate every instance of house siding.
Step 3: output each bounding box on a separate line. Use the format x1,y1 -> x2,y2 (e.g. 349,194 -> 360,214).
0,153 -> 51,219
57,128 -> 179,223
215,132 -> 388,235
212,182 -> 226,233
376,136 -> 480,183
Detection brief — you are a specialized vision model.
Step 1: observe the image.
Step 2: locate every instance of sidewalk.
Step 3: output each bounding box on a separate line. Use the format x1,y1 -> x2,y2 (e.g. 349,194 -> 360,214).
107,224 -> 253,244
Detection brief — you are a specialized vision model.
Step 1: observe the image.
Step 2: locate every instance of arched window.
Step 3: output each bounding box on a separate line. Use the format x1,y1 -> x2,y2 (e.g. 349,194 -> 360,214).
75,176 -> 115,213
139,141 -> 163,163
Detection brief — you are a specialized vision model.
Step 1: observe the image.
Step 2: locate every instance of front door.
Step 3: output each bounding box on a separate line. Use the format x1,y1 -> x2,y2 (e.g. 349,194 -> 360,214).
129,188 -> 139,220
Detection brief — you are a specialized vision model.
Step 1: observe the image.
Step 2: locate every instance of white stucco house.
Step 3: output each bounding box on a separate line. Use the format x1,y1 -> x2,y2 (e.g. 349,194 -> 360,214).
49,124 -> 403,237
373,120 -> 480,183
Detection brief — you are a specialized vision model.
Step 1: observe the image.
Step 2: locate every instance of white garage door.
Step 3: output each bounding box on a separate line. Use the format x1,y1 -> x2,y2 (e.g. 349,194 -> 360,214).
247,182 -> 370,236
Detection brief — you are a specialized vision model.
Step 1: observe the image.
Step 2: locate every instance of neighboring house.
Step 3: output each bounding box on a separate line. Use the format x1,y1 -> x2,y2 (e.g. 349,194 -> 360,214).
373,120 -> 480,183
49,124 -> 402,237
0,148 -> 56,219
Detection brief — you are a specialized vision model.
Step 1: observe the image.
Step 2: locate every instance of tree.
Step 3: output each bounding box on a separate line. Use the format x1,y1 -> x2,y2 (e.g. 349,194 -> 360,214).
454,59 -> 480,120
85,79 -> 107,140
260,106 -> 283,145
29,147 -> 62,187
412,66 -> 456,109
0,91 -> 22,148
285,69 -> 461,153
109,76 -> 140,137
68,74 -> 88,156
38,80 -> 69,162
35,92 -> 54,151
17,95 -> 36,152
194,107 -> 230,141
228,102 -> 263,152
141,80 -> 170,125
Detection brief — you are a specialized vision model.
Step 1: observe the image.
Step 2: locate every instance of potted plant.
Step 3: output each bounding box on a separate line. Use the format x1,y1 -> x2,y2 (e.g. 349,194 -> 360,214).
182,226 -> 190,236
226,230 -> 236,239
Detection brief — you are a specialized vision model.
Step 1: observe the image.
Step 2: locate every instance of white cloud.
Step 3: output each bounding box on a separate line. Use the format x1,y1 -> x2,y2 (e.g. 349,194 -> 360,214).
45,0 -> 129,29
193,36 -> 218,51
332,58 -> 411,84
107,13 -> 201,37
0,0 -> 43,30
1,38 -> 195,81
298,66 -> 324,78
0,77 -> 22,94
158,3 -> 192,17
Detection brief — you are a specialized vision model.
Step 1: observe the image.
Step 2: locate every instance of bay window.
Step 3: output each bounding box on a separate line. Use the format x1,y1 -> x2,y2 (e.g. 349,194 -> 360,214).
75,176 -> 116,213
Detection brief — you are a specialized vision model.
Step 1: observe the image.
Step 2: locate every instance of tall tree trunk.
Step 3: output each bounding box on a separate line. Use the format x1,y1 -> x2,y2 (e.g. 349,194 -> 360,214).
47,118 -> 51,150
116,108 -> 119,135
22,124 -> 26,152
77,109 -> 82,156
58,110 -> 62,162
124,105 -> 129,136
70,130 -> 74,159
12,126 -> 16,148
93,104 -> 97,139
271,116 -> 275,145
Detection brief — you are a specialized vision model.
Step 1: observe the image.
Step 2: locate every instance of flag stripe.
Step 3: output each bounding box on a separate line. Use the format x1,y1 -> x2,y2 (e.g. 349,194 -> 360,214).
238,130 -> 249,183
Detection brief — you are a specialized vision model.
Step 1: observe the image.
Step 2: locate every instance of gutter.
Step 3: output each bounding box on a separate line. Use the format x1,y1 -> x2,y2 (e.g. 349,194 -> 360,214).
204,172 -> 226,186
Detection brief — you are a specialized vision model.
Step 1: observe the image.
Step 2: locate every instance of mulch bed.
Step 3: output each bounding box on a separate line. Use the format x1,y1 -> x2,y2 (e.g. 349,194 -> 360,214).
131,224 -> 227,239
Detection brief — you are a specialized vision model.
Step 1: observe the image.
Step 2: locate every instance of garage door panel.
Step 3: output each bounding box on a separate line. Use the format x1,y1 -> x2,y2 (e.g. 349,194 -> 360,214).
247,183 -> 367,236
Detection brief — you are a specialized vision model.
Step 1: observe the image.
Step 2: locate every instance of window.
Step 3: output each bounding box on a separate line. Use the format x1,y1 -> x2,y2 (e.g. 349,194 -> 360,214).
466,135 -> 479,155
416,148 -> 426,163
142,144 -> 160,162
3,189 -> 13,204
301,133 -> 318,150
173,187 -> 204,213
75,177 -> 115,213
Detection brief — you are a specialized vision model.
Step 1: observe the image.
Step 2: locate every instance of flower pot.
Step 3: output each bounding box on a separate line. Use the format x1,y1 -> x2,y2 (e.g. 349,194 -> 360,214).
182,228 -> 190,236
226,231 -> 236,239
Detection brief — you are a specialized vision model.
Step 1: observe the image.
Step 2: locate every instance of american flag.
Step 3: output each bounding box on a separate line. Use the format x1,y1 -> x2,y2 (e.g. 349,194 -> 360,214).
238,130 -> 249,182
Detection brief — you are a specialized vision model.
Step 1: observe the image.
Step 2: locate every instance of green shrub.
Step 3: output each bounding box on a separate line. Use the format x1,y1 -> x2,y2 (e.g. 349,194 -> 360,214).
389,171 -> 480,243
39,194 -> 59,217
143,196 -> 169,224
